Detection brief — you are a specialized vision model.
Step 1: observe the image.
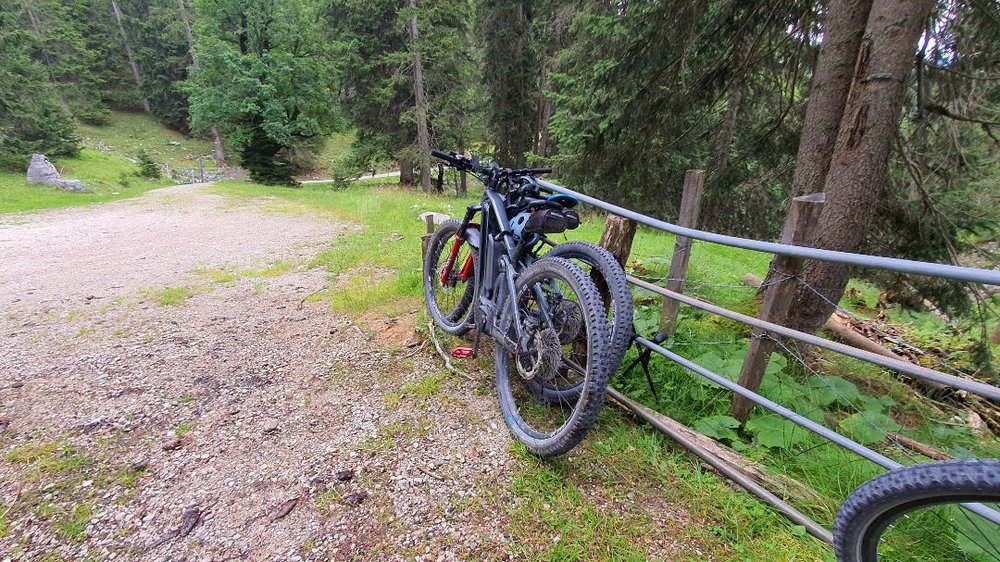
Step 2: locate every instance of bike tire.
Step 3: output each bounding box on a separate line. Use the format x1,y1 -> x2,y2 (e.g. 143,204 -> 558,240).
543,240 -> 634,368
494,257 -> 612,457
834,459 -> 1000,562
423,219 -> 477,335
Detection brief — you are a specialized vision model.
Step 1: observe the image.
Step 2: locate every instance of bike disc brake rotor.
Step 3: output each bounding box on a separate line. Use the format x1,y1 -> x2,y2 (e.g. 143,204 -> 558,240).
516,327 -> 563,382
552,299 -> 584,345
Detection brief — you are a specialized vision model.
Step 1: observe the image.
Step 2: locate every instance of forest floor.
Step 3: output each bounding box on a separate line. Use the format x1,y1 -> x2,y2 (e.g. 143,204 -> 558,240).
0,182 -> 829,561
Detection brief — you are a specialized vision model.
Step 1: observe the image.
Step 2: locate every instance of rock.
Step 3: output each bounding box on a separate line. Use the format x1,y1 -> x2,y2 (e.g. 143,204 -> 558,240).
262,418 -> 279,433
26,154 -> 89,192
418,212 -> 451,232
968,412 -> 988,434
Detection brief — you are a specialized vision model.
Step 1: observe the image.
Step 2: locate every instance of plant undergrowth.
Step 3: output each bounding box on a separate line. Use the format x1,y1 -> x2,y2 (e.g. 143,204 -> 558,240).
213,180 -> 998,561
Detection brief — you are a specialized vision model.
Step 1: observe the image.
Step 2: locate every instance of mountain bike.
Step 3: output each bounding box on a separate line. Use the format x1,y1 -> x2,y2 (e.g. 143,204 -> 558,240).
834,459 -> 1000,561
423,149 -> 630,456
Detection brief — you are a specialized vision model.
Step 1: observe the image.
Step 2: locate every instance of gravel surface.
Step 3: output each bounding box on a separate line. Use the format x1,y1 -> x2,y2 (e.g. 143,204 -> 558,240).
0,184 -> 516,560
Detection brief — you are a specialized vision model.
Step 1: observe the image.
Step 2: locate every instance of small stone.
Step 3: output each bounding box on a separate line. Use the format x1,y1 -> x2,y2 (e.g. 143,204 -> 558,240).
335,469 -> 354,482
81,480 -> 93,488
11,381 -> 24,389
262,419 -> 279,433
162,439 -> 182,451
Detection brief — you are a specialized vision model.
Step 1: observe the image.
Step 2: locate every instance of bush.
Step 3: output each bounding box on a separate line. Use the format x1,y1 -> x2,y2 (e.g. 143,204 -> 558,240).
135,149 -> 161,179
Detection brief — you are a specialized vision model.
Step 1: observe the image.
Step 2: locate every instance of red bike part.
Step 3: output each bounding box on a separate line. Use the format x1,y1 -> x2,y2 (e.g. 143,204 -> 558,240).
458,253 -> 475,282
451,347 -> 473,358
439,236 -> 464,286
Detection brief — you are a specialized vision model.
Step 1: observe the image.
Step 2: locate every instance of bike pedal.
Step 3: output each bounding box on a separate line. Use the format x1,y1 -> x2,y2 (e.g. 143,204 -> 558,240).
451,347 -> 474,359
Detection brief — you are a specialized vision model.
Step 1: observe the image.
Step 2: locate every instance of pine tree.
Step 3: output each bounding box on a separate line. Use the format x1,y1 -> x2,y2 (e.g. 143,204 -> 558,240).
0,2 -> 80,167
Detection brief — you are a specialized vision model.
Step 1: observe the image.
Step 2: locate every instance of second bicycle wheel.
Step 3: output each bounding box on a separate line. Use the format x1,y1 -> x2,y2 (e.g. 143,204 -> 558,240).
423,219 -> 477,335
834,459 -> 1000,562
494,257 -> 613,457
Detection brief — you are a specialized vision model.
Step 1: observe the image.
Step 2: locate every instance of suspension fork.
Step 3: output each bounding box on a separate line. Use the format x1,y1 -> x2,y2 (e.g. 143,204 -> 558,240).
438,205 -> 481,286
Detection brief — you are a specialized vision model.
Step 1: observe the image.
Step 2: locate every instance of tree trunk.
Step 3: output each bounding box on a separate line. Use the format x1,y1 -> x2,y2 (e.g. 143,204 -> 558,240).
408,0 -> 432,192
791,0 -> 874,199
786,0 -> 933,336
110,0 -> 152,114
177,0 -> 226,165
25,9 -> 70,112
533,50 -> 548,155
399,158 -> 416,186
759,0 -> 873,301
709,33 -> 753,175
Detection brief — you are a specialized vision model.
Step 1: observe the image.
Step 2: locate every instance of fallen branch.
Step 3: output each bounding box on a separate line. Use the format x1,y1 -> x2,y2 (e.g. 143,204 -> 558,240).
427,321 -> 476,382
415,463 -> 447,481
298,287 -> 329,309
885,432 -> 952,461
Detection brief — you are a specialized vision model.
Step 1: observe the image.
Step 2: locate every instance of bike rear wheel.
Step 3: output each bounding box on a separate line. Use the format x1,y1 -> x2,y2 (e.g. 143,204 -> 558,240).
494,257 -> 612,457
535,241 -> 633,405
834,459 -> 1000,562
424,219 -> 477,335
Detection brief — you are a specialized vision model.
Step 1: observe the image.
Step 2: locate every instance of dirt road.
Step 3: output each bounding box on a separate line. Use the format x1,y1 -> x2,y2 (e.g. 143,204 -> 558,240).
0,184 -> 515,561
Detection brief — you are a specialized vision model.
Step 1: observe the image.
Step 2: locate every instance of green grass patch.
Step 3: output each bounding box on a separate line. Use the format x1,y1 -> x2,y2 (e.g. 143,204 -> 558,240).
77,111 -> 218,172
0,148 -> 170,214
499,415 -> 831,561
174,421 -> 197,438
141,286 -> 193,306
208,180 -> 478,316
3,441 -> 93,483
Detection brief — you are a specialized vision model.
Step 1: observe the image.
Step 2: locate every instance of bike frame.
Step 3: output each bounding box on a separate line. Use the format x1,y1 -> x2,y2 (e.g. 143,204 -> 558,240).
440,171 -> 555,356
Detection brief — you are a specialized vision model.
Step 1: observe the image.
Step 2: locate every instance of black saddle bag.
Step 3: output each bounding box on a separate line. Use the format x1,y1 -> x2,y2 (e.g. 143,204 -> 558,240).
524,208 -> 580,234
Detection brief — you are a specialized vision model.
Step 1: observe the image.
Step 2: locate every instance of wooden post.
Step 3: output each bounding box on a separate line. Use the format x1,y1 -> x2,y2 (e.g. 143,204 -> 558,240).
420,214 -> 437,262
729,193 -> 825,424
598,215 -> 637,267
658,170 -> 706,338
198,156 -> 205,183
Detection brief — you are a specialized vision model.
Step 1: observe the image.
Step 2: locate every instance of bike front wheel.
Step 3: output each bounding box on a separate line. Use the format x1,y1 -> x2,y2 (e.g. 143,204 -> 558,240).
424,219 -> 477,335
834,459 -> 1000,562
494,257 -> 613,457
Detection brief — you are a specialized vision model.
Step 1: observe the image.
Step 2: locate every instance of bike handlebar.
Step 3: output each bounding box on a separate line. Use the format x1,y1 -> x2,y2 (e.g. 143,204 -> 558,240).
430,149 -> 550,178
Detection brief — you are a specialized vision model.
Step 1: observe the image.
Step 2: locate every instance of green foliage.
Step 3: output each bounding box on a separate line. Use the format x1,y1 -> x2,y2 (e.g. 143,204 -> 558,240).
135,148 -> 161,178
0,6 -> 80,168
189,0 -> 341,184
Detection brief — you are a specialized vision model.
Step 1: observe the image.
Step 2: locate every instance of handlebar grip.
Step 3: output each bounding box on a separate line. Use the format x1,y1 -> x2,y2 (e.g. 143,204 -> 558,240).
430,149 -> 451,162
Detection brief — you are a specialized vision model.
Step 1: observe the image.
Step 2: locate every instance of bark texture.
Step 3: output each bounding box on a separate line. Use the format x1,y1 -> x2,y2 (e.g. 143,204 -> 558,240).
791,0 -> 874,199
787,0 -> 934,335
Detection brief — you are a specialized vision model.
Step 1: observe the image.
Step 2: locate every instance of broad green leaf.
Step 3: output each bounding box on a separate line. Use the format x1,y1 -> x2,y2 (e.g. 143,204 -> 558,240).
694,415 -> 742,444
839,412 -> 901,445
807,376 -> 861,406
747,414 -> 810,450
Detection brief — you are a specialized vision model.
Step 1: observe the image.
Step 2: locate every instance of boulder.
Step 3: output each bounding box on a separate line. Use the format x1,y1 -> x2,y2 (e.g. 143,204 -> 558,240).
26,153 -> 89,192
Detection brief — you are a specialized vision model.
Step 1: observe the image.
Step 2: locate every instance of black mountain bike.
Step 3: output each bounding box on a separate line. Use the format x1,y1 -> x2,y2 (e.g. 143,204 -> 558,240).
423,150 -> 631,456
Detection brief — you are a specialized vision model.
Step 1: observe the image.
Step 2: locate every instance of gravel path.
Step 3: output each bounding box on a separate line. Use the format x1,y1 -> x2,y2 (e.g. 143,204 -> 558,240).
0,184 -> 516,561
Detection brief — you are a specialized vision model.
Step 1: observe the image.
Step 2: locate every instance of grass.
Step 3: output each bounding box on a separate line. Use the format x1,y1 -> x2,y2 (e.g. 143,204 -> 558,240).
141,286 -> 193,306
0,110 -> 223,215
208,180 -> 478,317
205,178 -> 999,560
76,111 -> 218,172
0,148 -> 171,214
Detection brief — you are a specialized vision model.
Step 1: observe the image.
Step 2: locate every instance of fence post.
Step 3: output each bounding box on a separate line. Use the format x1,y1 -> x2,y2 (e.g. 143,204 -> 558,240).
598,215 -> 637,267
729,192 -> 825,425
658,170 -> 706,338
